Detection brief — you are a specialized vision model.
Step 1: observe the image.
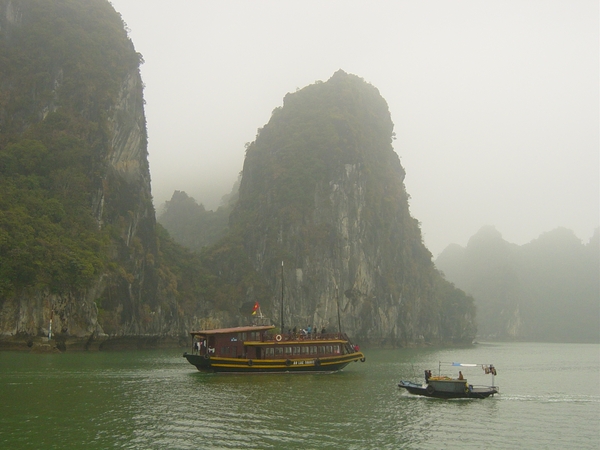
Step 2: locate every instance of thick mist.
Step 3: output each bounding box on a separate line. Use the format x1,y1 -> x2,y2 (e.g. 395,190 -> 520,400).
110,0 -> 599,256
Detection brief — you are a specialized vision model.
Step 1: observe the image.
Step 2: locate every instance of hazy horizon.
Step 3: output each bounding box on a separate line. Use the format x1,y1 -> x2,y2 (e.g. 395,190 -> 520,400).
110,0 -> 599,256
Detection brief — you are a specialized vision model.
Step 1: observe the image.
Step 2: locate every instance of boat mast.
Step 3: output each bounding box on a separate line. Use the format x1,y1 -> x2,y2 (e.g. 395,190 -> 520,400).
336,287 -> 342,334
280,261 -> 284,333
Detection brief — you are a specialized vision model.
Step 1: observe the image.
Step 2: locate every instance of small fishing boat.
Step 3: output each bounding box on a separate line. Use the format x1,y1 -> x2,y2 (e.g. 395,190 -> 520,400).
183,325 -> 365,373
398,362 -> 499,399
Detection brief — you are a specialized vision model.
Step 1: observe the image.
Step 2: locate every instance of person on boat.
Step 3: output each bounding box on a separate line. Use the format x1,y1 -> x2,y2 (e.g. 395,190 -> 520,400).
458,371 -> 464,380
424,370 -> 431,383
321,326 -> 327,335
307,325 -> 312,335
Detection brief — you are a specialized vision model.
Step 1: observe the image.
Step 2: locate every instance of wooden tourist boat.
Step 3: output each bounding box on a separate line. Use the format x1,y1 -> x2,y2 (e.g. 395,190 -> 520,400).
183,325 -> 366,373
398,362 -> 499,399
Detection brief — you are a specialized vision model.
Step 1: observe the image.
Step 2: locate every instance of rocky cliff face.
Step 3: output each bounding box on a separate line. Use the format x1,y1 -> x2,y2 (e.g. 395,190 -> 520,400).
0,3 -> 476,347
0,0 -> 165,344
229,71 -> 476,345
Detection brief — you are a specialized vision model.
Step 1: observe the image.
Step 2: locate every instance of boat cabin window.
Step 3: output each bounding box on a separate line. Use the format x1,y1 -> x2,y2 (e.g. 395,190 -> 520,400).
254,343 -> 344,359
249,331 -> 261,341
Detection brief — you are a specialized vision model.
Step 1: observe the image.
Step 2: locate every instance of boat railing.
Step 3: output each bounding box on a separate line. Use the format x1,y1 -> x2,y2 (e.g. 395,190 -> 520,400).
262,332 -> 348,342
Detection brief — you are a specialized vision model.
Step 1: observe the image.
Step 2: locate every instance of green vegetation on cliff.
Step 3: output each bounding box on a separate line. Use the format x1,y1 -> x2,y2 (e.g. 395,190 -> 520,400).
0,0 -> 200,338
0,0 -> 141,139
237,71 -> 399,226
0,0 -> 139,299
0,125 -> 108,298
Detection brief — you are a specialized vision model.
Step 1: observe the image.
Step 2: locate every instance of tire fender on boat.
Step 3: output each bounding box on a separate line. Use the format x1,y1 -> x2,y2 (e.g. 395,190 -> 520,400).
285,359 -> 292,367
203,354 -> 209,360
248,359 -> 253,366
275,334 -> 282,342
315,358 -> 321,367
360,357 -> 366,362
426,385 -> 435,395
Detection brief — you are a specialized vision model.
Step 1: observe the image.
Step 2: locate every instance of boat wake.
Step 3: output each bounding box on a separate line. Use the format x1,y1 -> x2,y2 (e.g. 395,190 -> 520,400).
498,394 -> 599,403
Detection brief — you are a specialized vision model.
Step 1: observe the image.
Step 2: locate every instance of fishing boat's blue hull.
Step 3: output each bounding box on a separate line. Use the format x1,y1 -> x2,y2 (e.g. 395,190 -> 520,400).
398,380 -> 499,399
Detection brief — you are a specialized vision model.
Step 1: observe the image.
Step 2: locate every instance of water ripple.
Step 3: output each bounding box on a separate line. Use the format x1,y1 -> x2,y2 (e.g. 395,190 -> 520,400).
1,344 -> 599,449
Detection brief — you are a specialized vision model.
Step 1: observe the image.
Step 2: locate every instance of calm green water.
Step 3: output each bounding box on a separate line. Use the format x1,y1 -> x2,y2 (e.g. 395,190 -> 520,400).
1,342 -> 598,449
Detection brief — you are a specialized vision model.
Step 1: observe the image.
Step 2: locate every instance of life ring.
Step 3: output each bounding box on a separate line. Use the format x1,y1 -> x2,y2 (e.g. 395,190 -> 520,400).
285,359 -> 292,367
275,334 -> 282,342
360,357 -> 366,362
315,358 -> 321,367
248,359 -> 253,366
426,385 -> 435,395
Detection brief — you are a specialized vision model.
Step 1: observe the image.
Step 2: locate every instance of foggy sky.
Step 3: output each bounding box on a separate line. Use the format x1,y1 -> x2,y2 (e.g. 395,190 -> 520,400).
109,0 -> 598,257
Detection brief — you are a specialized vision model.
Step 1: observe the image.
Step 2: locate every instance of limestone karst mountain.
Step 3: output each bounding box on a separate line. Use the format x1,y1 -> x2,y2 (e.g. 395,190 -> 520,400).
0,0 -> 187,346
206,70 -> 477,345
157,180 -> 239,253
436,226 -> 600,342
0,0 -> 476,348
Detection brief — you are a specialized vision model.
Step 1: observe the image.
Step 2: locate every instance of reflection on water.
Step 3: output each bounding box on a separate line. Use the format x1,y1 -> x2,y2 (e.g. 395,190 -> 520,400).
1,343 -> 598,449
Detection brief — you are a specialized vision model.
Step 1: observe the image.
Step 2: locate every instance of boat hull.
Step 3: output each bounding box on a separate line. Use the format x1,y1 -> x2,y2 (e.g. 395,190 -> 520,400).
183,352 -> 365,374
398,380 -> 499,399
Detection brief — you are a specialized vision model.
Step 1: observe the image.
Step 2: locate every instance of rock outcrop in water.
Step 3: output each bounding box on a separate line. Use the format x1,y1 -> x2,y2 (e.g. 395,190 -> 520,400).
436,226 -> 600,342
212,71 -> 477,345
0,0 -> 174,346
0,1 -> 476,348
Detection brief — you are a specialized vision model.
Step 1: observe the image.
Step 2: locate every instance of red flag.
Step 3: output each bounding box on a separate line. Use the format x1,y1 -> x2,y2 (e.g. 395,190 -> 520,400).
252,302 -> 259,315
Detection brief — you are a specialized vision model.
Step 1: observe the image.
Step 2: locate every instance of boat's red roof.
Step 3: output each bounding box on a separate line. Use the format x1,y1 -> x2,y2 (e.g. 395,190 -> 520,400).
190,325 -> 275,336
